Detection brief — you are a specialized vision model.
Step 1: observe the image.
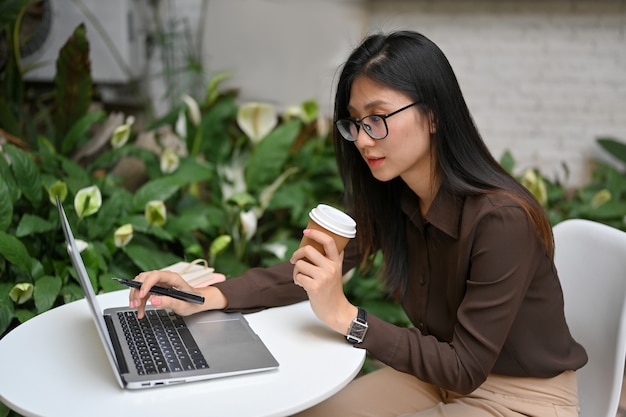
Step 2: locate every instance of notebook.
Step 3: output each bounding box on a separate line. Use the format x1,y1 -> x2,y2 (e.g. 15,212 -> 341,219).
56,197 -> 279,389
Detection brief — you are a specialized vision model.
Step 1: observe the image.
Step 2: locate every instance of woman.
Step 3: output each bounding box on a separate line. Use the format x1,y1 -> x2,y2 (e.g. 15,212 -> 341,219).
130,31 -> 587,416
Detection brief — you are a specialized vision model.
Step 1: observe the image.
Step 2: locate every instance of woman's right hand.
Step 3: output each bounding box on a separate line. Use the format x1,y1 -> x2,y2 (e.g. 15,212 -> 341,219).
129,270 -> 228,319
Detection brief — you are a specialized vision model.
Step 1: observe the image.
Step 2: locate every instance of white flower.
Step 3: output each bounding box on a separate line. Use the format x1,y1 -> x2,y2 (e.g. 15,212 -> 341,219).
75,239 -> 89,253
262,242 -> 288,260
175,110 -> 187,139
240,210 -> 258,241
217,151 -> 248,202
520,169 -> 547,206
47,180 -> 68,204
282,105 -> 302,121
110,115 -> 135,149
74,186 -> 102,218
160,148 -> 180,174
114,224 -> 134,248
181,94 -> 201,127
145,200 -> 167,227
9,283 -> 34,304
237,102 -> 278,144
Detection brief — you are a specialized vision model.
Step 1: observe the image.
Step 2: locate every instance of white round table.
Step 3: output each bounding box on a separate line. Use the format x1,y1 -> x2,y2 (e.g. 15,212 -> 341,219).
0,291 -> 365,417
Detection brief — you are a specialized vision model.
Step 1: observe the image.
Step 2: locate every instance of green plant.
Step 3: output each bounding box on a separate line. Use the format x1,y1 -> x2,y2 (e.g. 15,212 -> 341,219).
0,1 -> 344,342
1,2 -> 94,151
501,136 -> 626,231
0,86 -> 345,338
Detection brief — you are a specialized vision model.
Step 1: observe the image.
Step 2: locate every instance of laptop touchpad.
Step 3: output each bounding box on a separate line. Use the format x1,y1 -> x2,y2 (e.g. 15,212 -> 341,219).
187,312 -> 258,345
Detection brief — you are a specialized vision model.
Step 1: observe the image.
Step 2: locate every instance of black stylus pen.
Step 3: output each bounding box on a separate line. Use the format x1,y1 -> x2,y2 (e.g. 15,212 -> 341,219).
113,278 -> 205,305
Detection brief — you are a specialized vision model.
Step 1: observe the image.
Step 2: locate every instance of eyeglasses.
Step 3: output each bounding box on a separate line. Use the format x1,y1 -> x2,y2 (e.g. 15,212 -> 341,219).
335,101 -> 421,142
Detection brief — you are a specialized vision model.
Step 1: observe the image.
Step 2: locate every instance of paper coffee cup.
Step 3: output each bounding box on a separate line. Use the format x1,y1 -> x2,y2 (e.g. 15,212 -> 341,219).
299,204 -> 357,255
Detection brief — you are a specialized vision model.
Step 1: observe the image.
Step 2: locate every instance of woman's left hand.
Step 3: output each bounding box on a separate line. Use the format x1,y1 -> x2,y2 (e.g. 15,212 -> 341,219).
290,229 -> 358,335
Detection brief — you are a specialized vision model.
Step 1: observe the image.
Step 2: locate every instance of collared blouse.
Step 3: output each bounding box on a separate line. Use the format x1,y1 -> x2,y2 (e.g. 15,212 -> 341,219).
213,187 -> 587,394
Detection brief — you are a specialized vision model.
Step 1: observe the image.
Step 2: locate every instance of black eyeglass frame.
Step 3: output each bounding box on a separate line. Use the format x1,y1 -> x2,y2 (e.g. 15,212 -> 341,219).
335,101 -> 422,142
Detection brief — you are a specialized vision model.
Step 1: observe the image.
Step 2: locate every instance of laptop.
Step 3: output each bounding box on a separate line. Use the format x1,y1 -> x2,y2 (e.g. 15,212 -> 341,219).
56,197 -> 279,389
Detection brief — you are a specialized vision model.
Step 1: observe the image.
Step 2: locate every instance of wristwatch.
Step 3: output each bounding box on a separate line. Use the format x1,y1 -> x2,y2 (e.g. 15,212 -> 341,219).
346,307 -> 368,344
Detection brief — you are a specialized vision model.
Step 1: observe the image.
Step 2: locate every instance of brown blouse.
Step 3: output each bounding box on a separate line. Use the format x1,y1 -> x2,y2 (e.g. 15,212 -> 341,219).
213,188 -> 587,394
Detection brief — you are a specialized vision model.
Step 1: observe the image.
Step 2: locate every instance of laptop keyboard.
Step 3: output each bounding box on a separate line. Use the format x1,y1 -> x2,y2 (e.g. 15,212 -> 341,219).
118,310 -> 209,375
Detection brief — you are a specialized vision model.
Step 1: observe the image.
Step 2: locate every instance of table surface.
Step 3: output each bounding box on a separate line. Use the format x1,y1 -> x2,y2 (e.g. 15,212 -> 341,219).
0,290 -> 365,417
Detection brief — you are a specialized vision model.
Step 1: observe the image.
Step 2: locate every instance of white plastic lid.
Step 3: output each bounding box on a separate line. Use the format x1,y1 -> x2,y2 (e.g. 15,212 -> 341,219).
309,204 -> 357,238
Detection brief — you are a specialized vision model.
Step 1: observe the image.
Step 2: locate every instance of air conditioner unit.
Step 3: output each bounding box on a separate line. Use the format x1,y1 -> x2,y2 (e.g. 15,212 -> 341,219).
21,0 -> 146,84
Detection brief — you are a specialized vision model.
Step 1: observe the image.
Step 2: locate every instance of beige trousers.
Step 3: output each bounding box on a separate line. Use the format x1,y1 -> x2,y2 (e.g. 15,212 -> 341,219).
294,366 -> 579,417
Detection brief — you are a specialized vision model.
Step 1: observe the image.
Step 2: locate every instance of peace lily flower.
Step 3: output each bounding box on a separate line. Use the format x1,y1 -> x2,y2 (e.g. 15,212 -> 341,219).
9,283 -> 33,304
237,102 -> 277,144
181,94 -> 201,127
520,169 -> 547,206
240,210 -> 258,241
74,239 -> 89,253
591,189 -> 611,209
262,242 -> 288,260
110,115 -> 135,149
282,105 -> 302,121
47,180 -> 68,204
114,224 -> 134,248
160,148 -> 180,174
145,200 -> 167,227
74,186 -> 102,218
218,151 -> 247,201
175,109 -> 187,139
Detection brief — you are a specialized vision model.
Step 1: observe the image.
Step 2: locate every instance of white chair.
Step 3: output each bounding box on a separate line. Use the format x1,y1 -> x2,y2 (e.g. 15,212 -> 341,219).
553,219 -> 626,417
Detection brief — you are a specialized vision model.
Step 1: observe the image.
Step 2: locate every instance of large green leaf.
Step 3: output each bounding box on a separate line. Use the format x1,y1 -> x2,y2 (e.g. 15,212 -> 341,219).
0,230 -> 33,272
16,214 -> 55,237
0,152 -> 19,203
0,302 -> 15,340
0,96 -> 21,138
124,244 -> 181,271
0,281 -> 16,338
34,276 -> 63,314
597,137 -> 626,165
169,157 -> 214,184
54,23 -> 92,147
245,119 -> 301,192
14,308 -> 36,324
4,144 -> 42,205
132,177 -> 182,210
0,179 -> 12,231
61,110 -> 105,155
91,188 -> 133,238
61,283 -> 87,304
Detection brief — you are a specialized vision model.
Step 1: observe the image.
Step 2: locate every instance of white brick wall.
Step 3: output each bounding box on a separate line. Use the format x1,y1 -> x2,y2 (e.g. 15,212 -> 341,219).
166,0 -> 624,186
367,0 -> 626,186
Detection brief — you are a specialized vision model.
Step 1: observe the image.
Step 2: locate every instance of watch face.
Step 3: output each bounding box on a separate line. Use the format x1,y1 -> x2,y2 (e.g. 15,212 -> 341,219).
347,321 -> 368,343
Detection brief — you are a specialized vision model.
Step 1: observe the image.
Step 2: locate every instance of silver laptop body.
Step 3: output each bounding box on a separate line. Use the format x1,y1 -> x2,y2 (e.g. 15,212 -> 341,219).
57,197 -> 279,389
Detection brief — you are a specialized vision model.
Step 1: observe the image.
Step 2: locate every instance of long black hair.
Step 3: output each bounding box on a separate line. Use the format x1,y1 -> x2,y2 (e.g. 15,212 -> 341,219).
334,31 -> 552,298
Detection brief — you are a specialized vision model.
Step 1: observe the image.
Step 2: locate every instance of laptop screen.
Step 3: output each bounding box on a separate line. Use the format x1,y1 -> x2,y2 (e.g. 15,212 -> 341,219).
56,196 -> 125,388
